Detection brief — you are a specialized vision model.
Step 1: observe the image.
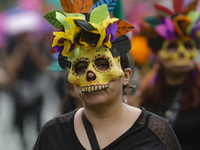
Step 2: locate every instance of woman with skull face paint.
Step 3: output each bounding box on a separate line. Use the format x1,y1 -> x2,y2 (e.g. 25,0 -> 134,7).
133,0 -> 200,149
33,0 -> 181,150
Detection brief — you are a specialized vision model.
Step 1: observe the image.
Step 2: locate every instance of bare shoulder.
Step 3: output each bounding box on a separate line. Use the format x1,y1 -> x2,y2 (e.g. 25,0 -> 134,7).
74,107 -> 84,125
126,104 -> 142,115
124,104 -> 142,123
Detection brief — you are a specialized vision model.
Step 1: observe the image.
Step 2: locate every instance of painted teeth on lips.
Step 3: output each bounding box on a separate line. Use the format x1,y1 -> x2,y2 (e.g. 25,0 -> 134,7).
81,84 -> 110,93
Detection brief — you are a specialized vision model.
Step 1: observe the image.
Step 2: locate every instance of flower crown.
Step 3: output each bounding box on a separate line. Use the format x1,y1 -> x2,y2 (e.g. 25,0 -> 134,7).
44,0 -> 134,69
144,0 -> 200,41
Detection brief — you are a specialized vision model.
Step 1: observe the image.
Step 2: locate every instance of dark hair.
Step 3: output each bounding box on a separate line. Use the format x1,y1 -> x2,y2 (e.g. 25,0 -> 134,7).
147,36 -> 164,53
141,63 -> 200,112
120,53 -> 134,96
140,27 -> 164,54
120,53 -> 130,71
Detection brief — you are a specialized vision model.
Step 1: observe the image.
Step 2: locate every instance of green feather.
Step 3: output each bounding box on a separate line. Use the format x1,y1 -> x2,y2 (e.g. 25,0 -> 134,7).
44,10 -> 66,29
144,17 -> 160,28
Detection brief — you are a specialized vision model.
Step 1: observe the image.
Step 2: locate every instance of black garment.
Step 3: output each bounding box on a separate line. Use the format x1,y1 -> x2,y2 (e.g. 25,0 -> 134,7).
33,108 -> 181,150
146,85 -> 200,150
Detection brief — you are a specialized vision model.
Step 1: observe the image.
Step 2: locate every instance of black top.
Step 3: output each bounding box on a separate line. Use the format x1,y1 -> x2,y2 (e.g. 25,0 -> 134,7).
146,85 -> 200,150
33,108 -> 181,150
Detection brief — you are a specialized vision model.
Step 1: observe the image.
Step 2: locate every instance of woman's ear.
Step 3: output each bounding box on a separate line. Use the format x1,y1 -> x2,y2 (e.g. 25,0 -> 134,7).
122,68 -> 132,86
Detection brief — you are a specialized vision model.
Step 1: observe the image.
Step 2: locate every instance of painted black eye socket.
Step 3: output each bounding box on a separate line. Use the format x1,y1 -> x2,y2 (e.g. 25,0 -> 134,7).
167,42 -> 177,53
95,58 -> 109,71
75,61 -> 88,75
184,42 -> 193,51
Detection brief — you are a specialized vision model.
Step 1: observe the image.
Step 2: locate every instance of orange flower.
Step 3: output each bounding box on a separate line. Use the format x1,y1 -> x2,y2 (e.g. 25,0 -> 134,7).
173,15 -> 191,40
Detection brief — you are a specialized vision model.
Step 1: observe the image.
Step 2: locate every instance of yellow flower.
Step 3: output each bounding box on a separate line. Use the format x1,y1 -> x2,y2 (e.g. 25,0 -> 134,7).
52,23 -> 81,57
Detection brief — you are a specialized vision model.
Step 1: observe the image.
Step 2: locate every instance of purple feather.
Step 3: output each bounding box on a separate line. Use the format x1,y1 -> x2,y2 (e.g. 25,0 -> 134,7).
53,45 -> 64,52
110,21 -> 117,42
58,38 -> 66,42
192,20 -> 200,39
69,43 -> 75,52
104,21 -> 117,44
155,17 -> 176,41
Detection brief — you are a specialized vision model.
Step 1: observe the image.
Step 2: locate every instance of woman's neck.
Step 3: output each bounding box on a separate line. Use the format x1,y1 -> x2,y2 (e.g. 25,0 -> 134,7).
83,101 -> 125,128
74,103 -> 141,150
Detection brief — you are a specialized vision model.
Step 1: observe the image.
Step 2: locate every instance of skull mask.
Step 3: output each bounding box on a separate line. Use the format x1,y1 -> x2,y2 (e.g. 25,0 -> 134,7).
158,39 -> 197,68
68,46 -> 124,92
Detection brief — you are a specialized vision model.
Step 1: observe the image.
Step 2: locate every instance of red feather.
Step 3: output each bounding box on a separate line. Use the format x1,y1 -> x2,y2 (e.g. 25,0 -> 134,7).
51,47 -> 57,53
154,3 -> 174,16
173,0 -> 184,14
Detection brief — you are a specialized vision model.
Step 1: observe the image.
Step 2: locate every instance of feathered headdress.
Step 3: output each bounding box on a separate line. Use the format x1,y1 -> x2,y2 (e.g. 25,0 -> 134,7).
44,0 -> 134,69
144,0 -> 200,41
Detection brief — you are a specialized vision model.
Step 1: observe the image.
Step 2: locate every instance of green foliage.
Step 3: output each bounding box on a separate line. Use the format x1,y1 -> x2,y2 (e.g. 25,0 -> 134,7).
44,10 -> 66,29
144,17 -> 160,28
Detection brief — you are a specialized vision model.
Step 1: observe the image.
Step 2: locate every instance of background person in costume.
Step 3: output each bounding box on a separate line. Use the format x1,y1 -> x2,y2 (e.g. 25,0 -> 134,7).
132,0 -> 200,149
34,0 -> 181,150
122,1 -> 159,108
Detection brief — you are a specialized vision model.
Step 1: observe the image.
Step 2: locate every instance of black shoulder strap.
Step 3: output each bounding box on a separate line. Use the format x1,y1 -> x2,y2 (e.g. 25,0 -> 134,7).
82,111 -> 101,150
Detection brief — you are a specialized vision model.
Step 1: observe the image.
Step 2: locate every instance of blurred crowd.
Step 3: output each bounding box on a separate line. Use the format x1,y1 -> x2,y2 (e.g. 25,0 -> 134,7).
0,1 -> 71,150
0,0 -> 200,150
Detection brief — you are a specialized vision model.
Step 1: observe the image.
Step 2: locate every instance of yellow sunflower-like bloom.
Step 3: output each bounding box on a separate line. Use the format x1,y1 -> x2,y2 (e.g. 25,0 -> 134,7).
52,14 -> 118,57
75,18 -> 118,49
52,22 -> 81,57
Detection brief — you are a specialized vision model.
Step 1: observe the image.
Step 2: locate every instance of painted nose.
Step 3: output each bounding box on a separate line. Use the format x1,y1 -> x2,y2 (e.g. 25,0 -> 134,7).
86,71 -> 96,81
179,52 -> 185,58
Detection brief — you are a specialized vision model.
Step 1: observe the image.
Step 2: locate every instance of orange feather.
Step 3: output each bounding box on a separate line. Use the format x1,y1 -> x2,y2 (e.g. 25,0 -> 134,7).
74,0 -> 93,13
183,0 -> 199,14
116,19 -> 134,37
60,0 -> 75,13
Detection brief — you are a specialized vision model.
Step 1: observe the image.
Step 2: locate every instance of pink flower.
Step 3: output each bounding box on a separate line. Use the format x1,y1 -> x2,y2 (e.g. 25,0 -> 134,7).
155,17 -> 176,41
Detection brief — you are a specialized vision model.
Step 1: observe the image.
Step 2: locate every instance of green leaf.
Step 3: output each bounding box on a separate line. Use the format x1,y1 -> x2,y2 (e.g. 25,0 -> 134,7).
186,23 -> 195,34
158,11 -> 169,17
67,47 -> 80,62
65,13 -> 86,19
187,11 -> 200,22
144,17 -> 160,28
44,10 -> 66,29
186,11 -> 200,34
56,11 -> 71,30
90,4 -> 110,24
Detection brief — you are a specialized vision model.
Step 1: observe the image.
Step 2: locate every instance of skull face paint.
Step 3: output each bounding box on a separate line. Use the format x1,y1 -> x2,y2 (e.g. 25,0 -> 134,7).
68,46 -> 124,92
158,39 -> 197,68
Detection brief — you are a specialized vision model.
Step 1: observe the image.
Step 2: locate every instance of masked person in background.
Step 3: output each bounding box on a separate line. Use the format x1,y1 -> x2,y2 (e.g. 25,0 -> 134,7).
132,0 -> 200,149
33,0 -> 181,149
